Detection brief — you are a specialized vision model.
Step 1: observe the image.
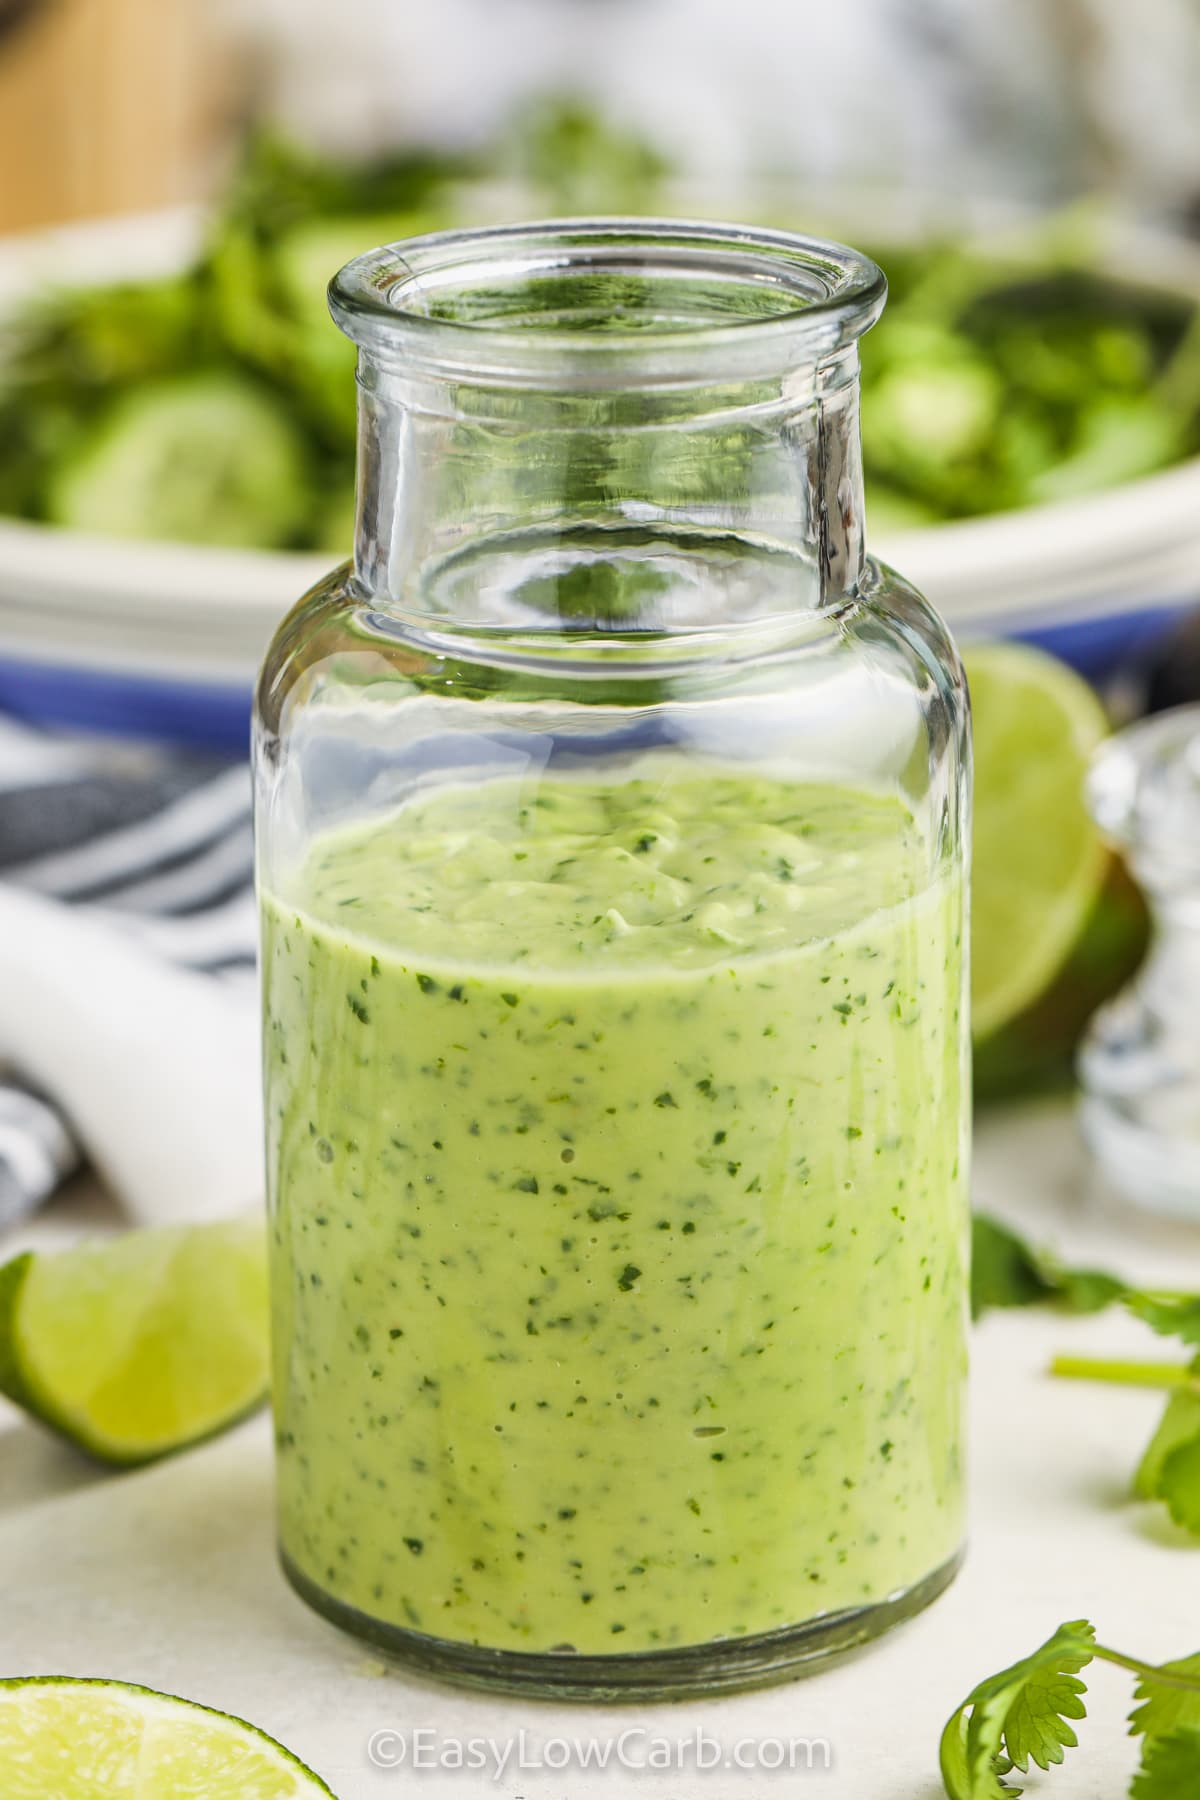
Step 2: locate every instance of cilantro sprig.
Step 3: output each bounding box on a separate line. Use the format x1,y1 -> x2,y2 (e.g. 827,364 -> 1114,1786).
941,1619 -> 1200,1799
970,1214 -> 1128,1319
971,1214 -> 1200,1536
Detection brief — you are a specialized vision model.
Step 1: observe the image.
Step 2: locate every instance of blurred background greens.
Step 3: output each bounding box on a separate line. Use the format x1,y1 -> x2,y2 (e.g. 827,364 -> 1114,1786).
3,115 -> 1200,553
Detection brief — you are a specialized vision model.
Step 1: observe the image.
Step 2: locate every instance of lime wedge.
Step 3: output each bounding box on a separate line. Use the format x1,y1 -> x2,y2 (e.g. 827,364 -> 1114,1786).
966,641 -> 1110,1039
0,1217 -> 268,1465
0,1678 -> 334,1798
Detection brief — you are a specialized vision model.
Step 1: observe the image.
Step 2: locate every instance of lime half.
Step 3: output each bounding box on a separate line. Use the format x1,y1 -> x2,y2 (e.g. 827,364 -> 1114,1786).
0,1678 -> 334,1798
966,641 -> 1109,1039
0,1217 -> 268,1465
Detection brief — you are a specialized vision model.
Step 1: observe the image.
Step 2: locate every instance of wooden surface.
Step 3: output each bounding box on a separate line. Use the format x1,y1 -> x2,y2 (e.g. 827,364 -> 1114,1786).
0,0 -> 227,233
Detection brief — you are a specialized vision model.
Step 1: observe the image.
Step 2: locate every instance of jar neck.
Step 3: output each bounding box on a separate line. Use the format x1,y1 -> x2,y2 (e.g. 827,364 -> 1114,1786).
352,345 -> 867,627
331,220 -> 885,634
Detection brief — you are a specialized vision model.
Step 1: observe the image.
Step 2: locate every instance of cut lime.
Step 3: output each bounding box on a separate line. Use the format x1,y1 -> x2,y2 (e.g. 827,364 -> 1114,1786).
966,641 -> 1110,1039
0,1678 -> 334,1798
0,1216 -> 269,1465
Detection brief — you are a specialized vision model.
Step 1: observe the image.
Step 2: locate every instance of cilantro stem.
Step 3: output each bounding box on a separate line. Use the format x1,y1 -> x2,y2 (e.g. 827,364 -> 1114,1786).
1092,1642 -> 1200,1691
1049,1354 -> 1198,1392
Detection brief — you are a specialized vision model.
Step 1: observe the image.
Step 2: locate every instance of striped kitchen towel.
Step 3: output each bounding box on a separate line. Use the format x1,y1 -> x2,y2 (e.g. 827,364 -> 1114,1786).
0,714 -> 258,1226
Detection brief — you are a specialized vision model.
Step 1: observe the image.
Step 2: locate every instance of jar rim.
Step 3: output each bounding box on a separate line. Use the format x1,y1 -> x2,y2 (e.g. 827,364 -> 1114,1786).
328,216 -> 886,388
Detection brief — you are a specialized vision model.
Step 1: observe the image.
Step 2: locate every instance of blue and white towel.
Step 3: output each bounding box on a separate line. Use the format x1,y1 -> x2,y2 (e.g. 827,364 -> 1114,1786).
0,716 -> 261,1228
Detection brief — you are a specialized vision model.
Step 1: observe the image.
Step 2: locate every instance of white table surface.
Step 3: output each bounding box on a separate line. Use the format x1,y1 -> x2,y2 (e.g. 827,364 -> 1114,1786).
3,1099 -> 1199,1800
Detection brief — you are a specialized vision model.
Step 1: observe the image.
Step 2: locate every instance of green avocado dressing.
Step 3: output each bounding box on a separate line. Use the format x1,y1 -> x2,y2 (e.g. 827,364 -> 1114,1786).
262,765 -> 968,1654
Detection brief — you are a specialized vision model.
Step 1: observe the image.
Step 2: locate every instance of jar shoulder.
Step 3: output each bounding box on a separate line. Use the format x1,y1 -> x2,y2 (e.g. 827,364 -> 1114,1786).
254,553 -> 970,774
857,556 -> 967,693
255,561 -> 365,738
852,554 -> 971,760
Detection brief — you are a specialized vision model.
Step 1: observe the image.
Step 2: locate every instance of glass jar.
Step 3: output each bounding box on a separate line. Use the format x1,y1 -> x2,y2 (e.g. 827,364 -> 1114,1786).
1079,705 -> 1200,1217
254,220 -> 971,1699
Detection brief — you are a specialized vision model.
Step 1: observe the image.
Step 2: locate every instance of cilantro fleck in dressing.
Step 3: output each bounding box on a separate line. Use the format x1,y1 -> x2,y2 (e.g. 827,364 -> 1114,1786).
262,766 -> 968,1657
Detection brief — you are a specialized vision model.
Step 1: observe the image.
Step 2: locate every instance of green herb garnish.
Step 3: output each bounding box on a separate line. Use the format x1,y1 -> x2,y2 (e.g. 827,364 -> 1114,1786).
972,1213 -> 1200,1537
970,1214 -> 1125,1319
940,1617 -> 1200,1799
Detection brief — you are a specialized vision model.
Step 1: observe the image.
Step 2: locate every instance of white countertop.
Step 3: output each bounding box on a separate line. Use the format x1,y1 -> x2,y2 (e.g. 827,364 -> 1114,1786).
3,1099 -> 1198,1800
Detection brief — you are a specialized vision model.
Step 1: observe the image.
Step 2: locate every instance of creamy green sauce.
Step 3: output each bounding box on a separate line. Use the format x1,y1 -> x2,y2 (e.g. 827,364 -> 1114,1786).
262,766 -> 968,1655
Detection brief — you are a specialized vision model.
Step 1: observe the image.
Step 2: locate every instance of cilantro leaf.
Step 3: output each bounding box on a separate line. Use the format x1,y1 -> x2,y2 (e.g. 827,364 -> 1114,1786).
1002,1638 -> 1094,1773
1159,1440 -> 1200,1535
940,1624 -> 1200,1800
1056,1266 -> 1132,1313
1133,1377 -> 1200,1533
971,1216 -> 1057,1318
971,1215 -> 1126,1320
1129,1652 -> 1200,1742
939,1621 -> 1095,1798
938,1708 -> 1008,1800
1135,1385 -> 1200,1499
974,1209 -> 1200,1544
1127,1296 -> 1200,1350
1131,1727 -> 1200,1798
937,1706 -> 982,1800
